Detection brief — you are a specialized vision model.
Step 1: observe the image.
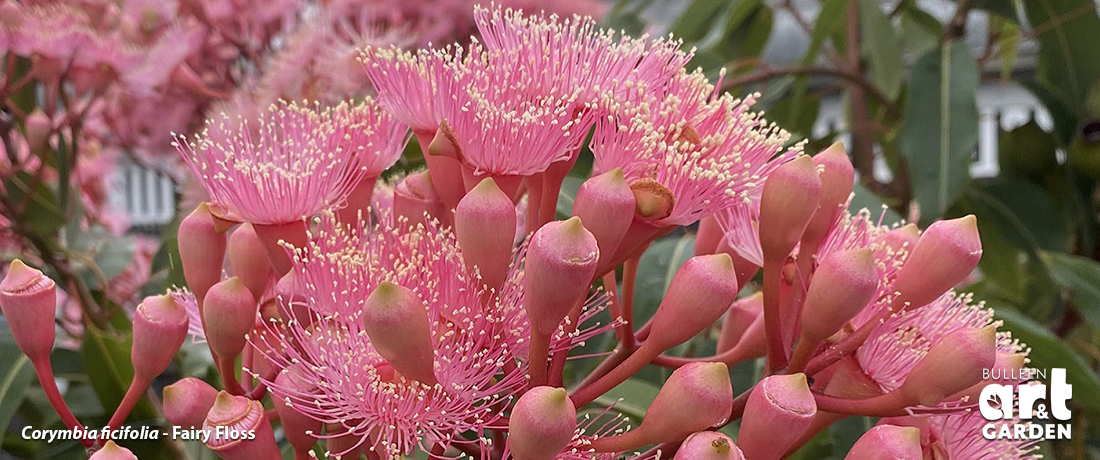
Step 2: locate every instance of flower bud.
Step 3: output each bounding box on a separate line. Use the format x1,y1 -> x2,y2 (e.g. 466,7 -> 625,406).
273,366 -> 322,456
573,168 -> 635,268
163,377 -> 218,429
900,325 -> 996,407
24,109 -> 51,153
892,216 -> 981,310
759,156 -> 821,263
843,424 -> 922,460
800,249 -> 878,343
203,392 -> 280,460
455,178 -> 516,290
675,431 -> 744,460
717,293 -> 763,353
0,260 -> 57,361
591,362 -> 732,452
694,215 -> 724,256
952,351 -> 1028,403
425,120 -> 469,210
647,254 -> 739,351
803,143 -> 854,248
874,223 -> 919,259
508,386 -> 577,460
88,441 -> 137,460
362,282 -> 437,386
252,220 -> 309,276
228,224 -> 275,300
739,374 -> 817,460
524,217 -> 599,336
393,171 -> 445,227
630,178 -> 675,222
178,203 -> 227,304
202,277 -> 258,362
131,295 -> 188,380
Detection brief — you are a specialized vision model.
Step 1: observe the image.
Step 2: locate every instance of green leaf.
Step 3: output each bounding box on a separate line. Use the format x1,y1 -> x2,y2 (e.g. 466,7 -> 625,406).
593,378 -> 661,422
901,43 -> 979,223
967,179 -> 1069,253
81,326 -> 157,424
1024,0 -> 1100,118
554,175 -> 586,220
859,0 -> 903,99
3,171 -> 65,240
669,0 -> 728,42
633,234 -> 696,326
994,308 -> 1100,411
0,333 -> 36,444
1040,251 -> 1100,330
802,0 -> 846,65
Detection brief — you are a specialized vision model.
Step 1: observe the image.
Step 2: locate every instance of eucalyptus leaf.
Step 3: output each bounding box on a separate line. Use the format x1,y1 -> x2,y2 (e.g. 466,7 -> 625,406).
0,334 -> 36,444
859,0 -> 903,99
901,43 -> 979,223
995,308 -> 1100,411
1040,251 -> 1100,331
1024,0 -> 1100,118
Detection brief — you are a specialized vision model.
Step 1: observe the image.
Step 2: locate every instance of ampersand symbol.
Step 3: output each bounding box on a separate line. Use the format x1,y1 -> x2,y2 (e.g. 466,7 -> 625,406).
1035,404 -> 1049,419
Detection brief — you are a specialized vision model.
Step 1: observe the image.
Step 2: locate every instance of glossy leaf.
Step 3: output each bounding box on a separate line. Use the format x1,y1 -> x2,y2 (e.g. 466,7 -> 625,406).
1024,0 -> 1100,117
995,308 -> 1100,411
901,43 -> 979,223
1041,251 -> 1100,330
859,0 -> 903,99
593,377 -> 661,422
0,332 -> 35,444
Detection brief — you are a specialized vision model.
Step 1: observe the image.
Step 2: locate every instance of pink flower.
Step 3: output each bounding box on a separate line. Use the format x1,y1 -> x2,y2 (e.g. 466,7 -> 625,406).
174,99 -> 406,225
257,211 -> 612,457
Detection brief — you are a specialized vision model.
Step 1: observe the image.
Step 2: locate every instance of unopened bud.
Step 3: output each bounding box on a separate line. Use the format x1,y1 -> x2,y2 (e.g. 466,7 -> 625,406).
759,156 -> 821,263
803,143 -> 854,248
394,171 -> 445,227
88,441 -> 137,460
739,374 -> 817,460
524,217 -> 599,335
508,386 -> 577,460
203,392 -> 280,460
132,295 -> 188,380
228,224 -> 275,300
362,282 -> 437,386
455,178 -> 516,290
164,377 -> 218,429
900,325 -> 996,407
0,260 -> 57,361
202,277 -> 258,362
24,109 -> 51,153
647,254 -> 739,351
718,293 -> 763,353
675,431 -> 745,460
252,220 -> 309,276
573,168 -> 635,268
843,424 -> 922,460
694,215 -> 725,256
425,120 -> 469,209
874,223 -> 919,259
892,216 -> 981,310
800,249 -> 878,343
178,203 -> 227,304
273,366 -> 322,456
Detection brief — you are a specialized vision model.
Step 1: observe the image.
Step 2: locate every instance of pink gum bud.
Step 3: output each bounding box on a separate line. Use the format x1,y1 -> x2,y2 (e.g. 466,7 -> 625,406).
228,224 -> 276,300
202,277 -> 258,362
0,260 -> 57,361
132,295 -> 188,380
455,178 -> 517,290
717,293 -> 763,353
647,254 -> 739,351
892,216 -> 981,310
362,282 -> 438,386
573,168 -> 635,268
508,386 -> 577,460
800,249 -> 878,343
273,366 -> 322,455
952,351 -> 1028,403
88,441 -> 138,460
759,156 -> 822,263
874,223 -> 919,260
203,392 -> 280,460
694,215 -> 725,256
803,143 -> 854,248
675,431 -> 745,460
163,377 -> 218,429
630,178 -> 675,222
592,362 -> 732,452
24,109 -> 51,153
739,373 -> 817,460
425,120 -> 469,210
900,325 -> 996,407
178,203 -> 227,304
252,220 -> 309,276
524,217 -> 599,335
394,171 -> 445,227
843,424 -> 922,460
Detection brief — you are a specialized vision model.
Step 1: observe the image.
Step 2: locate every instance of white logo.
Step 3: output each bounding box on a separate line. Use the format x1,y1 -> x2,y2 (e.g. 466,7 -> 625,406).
978,368 -> 1072,440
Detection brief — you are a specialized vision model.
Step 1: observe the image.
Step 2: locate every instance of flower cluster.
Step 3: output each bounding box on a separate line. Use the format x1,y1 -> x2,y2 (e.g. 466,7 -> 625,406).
0,4 -> 1042,460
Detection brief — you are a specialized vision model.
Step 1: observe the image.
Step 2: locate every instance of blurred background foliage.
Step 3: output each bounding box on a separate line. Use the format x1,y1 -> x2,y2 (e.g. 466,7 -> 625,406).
3,0 -> 1100,459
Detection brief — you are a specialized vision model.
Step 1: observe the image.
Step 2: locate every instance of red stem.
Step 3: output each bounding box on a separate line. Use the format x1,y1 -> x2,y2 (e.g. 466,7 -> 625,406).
528,331 -> 551,388
762,260 -> 788,371
569,344 -> 657,407
105,375 -> 150,434
31,359 -> 92,447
